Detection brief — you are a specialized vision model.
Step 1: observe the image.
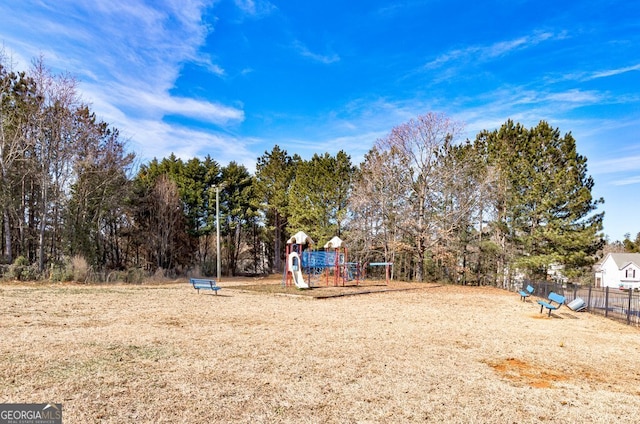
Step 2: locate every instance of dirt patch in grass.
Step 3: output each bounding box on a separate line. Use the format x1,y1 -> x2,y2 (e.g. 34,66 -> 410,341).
229,277 -> 432,298
2,276 -> 640,423
485,357 -> 570,389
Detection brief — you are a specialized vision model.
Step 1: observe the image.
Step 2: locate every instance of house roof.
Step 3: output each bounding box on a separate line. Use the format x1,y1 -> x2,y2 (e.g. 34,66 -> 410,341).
605,253 -> 640,269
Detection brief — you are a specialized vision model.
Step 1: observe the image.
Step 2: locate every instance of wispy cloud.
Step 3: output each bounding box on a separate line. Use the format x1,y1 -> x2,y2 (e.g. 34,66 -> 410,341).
375,0 -> 430,17
119,117 -> 257,169
612,175 -> 640,186
590,155 -> 640,176
293,40 -> 340,64
424,31 -> 559,70
234,0 -> 277,18
112,86 -> 244,124
510,88 -> 602,107
191,53 -> 226,76
0,0 -> 245,163
451,86 -> 603,127
554,63 -> 640,84
585,63 -> 640,80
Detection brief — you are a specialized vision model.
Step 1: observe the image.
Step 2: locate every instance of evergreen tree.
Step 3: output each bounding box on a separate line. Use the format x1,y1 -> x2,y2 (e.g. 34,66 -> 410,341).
130,155 -> 203,272
287,151 -> 353,245
180,156 -> 220,238
0,61 -> 38,262
622,233 -> 640,253
254,145 -> 300,272
435,141 -> 487,284
479,120 -> 604,281
221,162 -> 257,276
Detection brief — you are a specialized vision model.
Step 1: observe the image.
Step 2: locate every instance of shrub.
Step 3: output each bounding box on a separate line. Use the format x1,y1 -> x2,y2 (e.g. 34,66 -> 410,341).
9,256 -> 39,281
50,263 -> 74,282
48,255 -> 89,283
107,270 -> 126,283
127,268 -> 144,284
106,268 -> 145,284
71,255 -> 89,282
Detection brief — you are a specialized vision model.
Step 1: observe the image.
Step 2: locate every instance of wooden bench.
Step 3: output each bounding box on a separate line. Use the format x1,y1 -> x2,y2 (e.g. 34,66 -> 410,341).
519,284 -> 534,301
190,278 -> 221,295
537,292 -> 565,316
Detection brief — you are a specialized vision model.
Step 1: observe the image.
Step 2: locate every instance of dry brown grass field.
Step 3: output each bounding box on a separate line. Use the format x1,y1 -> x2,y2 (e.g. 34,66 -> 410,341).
2,276 -> 640,423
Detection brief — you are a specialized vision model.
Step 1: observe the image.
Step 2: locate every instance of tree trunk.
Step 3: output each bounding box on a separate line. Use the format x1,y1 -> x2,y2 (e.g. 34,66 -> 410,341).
3,209 -> 11,262
274,212 -> 282,273
38,166 -> 47,272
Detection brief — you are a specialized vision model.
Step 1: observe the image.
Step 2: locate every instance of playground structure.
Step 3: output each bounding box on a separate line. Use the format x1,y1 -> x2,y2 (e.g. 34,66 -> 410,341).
283,231 -> 362,289
324,236 -> 361,287
284,231 -> 313,289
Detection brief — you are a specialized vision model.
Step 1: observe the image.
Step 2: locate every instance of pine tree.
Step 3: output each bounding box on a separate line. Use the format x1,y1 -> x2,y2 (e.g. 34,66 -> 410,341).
480,120 -> 604,281
254,145 -> 300,272
221,162 -> 256,276
287,151 -> 353,245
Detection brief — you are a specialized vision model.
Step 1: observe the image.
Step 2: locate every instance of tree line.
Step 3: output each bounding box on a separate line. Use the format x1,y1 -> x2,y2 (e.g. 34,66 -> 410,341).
1,58 -> 607,284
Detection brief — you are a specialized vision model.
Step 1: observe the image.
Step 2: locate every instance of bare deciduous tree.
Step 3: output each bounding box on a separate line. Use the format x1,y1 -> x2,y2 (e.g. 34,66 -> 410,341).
29,57 -> 81,271
356,112 -> 478,281
349,148 -> 406,276
151,175 -> 184,270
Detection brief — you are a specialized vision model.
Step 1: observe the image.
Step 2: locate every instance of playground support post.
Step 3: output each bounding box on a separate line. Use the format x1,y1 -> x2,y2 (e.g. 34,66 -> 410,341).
368,262 -> 393,285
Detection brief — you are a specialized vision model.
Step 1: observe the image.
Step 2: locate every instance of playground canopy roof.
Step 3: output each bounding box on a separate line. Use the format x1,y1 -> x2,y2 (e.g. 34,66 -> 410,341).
287,231 -> 314,246
324,236 -> 345,249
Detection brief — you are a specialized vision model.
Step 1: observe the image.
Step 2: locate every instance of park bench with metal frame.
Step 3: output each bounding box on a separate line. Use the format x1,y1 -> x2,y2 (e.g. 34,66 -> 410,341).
537,292 -> 565,316
190,278 -> 221,295
519,284 -> 534,301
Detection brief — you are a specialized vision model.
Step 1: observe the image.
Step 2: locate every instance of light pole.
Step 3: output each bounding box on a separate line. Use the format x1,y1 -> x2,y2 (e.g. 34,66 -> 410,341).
216,184 -> 222,281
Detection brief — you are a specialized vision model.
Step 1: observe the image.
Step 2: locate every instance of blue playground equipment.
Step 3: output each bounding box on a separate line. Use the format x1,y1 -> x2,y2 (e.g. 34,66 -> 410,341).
283,232 -> 361,288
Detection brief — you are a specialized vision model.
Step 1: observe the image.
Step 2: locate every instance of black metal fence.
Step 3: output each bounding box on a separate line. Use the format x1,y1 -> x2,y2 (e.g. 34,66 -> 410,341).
510,281 -> 640,327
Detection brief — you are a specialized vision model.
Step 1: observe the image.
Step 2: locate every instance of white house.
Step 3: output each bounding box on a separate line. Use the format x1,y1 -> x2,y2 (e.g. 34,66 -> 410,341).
594,253 -> 640,289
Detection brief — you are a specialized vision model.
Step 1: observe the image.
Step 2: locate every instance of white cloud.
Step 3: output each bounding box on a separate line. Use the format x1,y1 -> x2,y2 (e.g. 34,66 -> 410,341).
107,84 -> 244,124
293,40 -> 340,64
487,32 -> 555,57
0,0 -> 247,165
590,155 -> 640,176
448,86 -> 604,133
423,31 -> 559,70
612,175 -> 640,186
234,0 -> 277,18
112,115 -> 257,169
544,90 -> 601,104
586,63 -> 640,80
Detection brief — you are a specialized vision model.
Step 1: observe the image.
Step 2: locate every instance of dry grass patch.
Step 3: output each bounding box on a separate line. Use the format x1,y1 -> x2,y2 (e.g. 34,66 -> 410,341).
1,278 -> 640,423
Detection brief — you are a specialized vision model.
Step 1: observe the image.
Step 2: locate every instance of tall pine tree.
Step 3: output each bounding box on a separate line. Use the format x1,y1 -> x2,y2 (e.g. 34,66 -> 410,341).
478,120 -> 604,282
254,145 -> 300,272
287,151 -> 353,245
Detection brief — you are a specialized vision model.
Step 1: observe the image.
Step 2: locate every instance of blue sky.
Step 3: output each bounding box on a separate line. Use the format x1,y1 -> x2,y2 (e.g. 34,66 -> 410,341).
1,0 -> 639,241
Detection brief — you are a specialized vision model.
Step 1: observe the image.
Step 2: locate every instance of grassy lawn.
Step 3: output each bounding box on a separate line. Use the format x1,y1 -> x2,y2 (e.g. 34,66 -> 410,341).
1,277 -> 640,423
